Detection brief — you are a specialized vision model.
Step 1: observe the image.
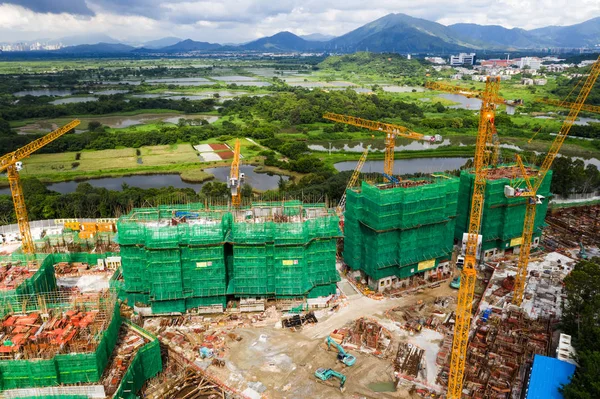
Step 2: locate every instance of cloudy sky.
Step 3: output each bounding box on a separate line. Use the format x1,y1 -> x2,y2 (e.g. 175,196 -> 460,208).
1,0 -> 599,44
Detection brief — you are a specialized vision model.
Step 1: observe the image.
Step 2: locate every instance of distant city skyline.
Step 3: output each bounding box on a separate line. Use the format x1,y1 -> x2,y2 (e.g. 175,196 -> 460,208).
0,0 -> 599,44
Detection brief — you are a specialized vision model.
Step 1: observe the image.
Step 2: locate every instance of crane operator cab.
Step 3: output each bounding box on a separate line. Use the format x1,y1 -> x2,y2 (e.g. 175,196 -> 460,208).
15,161 -> 23,171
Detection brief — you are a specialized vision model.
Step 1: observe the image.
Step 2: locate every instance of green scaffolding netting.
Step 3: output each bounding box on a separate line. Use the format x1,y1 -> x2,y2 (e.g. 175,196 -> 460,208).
344,176 -> 459,281
112,322 -> 162,399
0,301 -> 121,391
117,202 -> 340,313
0,255 -> 57,311
454,166 -> 553,248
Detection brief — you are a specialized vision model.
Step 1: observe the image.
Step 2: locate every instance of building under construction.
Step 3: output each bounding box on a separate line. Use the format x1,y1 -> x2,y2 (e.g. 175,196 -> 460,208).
343,175 -> 459,291
116,201 -> 340,314
454,165 -> 553,259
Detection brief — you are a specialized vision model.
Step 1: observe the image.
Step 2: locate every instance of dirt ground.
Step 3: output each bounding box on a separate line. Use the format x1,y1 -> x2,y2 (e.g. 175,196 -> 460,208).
205,281 -> 458,399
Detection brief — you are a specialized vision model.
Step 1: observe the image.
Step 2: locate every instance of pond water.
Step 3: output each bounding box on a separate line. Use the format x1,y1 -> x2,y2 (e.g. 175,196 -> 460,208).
382,86 -> 424,93
50,97 -> 98,105
204,165 -> 288,190
334,158 -> 470,175
94,89 -> 129,95
439,94 -> 482,109
0,166 -> 286,195
162,115 -> 219,124
309,138 -> 454,152
146,77 -> 211,83
14,89 -> 73,97
101,80 -> 141,85
212,75 -> 257,81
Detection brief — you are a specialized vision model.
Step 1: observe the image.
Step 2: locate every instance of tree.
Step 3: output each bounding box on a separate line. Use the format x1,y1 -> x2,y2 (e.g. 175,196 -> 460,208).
561,258 -> 600,399
87,121 -> 102,132
0,118 -> 11,135
241,183 -> 253,198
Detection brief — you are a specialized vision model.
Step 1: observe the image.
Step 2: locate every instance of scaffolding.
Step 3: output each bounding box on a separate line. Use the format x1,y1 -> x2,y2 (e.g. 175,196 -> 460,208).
0,291 -> 120,391
344,175 -> 459,281
454,164 -> 553,251
116,201 -> 340,314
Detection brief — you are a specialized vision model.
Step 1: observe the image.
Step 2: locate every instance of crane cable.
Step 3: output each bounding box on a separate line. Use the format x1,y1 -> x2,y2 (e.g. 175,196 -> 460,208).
528,74 -> 586,144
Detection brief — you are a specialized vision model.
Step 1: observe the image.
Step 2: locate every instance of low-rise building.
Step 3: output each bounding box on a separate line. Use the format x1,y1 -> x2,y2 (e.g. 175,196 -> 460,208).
450,53 -> 476,66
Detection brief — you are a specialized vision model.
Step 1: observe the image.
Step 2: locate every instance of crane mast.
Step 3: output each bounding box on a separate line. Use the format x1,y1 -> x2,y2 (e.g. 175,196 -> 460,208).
337,144 -> 370,217
229,139 -> 242,208
0,120 -> 80,254
446,77 -> 501,399
510,56 -> 600,306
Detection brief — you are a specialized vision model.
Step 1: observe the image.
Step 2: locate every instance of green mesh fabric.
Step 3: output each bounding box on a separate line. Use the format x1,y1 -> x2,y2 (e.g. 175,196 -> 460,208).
454,166 -> 553,248
117,203 -> 340,312
343,176 -> 459,281
0,303 -> 121,391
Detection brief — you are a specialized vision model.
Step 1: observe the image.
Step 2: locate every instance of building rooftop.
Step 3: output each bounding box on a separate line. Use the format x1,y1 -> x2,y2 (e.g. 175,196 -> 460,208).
526,355 -> 576,399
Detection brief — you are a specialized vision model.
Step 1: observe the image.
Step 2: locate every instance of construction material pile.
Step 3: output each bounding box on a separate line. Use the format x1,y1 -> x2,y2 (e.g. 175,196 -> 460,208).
333,318 -> 393,357
437,309 -> 551,399
0,309 -> 103,358
546,204 -> 600,247
0,264 -> 34,290
54,261 -> 89,275
102,326 -> 148,395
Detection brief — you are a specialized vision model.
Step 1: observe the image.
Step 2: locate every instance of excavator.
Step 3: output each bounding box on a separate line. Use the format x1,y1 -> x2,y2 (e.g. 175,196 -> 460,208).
326,336 -> 356,366
314,367 -> 347,392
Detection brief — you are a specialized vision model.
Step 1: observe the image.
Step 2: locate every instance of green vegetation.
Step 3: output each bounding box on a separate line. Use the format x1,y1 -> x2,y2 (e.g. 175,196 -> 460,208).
560,258 -> 600,399
1,53 -> 600,220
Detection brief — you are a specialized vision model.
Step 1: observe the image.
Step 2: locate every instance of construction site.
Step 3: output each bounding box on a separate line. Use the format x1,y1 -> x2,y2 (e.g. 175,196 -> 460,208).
0,58 -> 598,399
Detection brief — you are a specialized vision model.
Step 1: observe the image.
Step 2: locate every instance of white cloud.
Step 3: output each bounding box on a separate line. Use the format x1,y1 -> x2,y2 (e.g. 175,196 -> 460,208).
0,0 -> 598,43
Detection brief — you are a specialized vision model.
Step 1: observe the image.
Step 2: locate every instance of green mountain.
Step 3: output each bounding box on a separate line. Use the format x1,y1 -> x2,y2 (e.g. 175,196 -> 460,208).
530,17 -> 600,48
448,24 -> 550,49
241,32 -> 316,51
325,13 -> 478,53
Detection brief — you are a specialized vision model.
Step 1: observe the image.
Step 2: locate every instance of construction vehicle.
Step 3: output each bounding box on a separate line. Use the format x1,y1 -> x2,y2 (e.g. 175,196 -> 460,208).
578,242 -> 588,260
326,336 -> 356,366
227,139 -> 244,207
314,367 -> 347,392
432,77 -> 501,399
450,276 -> 461,289
505,55 -> 600,306
381,173 -> 400,184
323,112 -> 442,181
0,120 -> 80,254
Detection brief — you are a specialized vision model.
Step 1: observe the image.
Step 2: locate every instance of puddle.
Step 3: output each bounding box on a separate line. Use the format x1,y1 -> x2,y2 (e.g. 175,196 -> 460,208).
368,381 -> 396,392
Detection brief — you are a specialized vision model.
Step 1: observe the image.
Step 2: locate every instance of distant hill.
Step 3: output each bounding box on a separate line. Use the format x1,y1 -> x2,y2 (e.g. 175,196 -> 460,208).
10,14 -> 600,55
529,17 -> 600,48
241,32 -> 316,51
157,39 -> 222,53
325,13 -> 477,53
56,43 -> 134,54
142,37 -> 183,49
51,33 -> 120,46
448,24 -> 547,49
300,33 -> 336,42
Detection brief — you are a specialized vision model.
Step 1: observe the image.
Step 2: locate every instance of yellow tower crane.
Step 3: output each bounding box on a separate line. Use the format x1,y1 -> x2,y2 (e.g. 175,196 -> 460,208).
425,80 -> 511,165
508,56 -> 600,306
322,112 -> 440,180
228,139 -> 243,207
429,77 -> 502,399
0,120 -> 80,254
336,144 -> 371,232
536,97 -> 600,115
